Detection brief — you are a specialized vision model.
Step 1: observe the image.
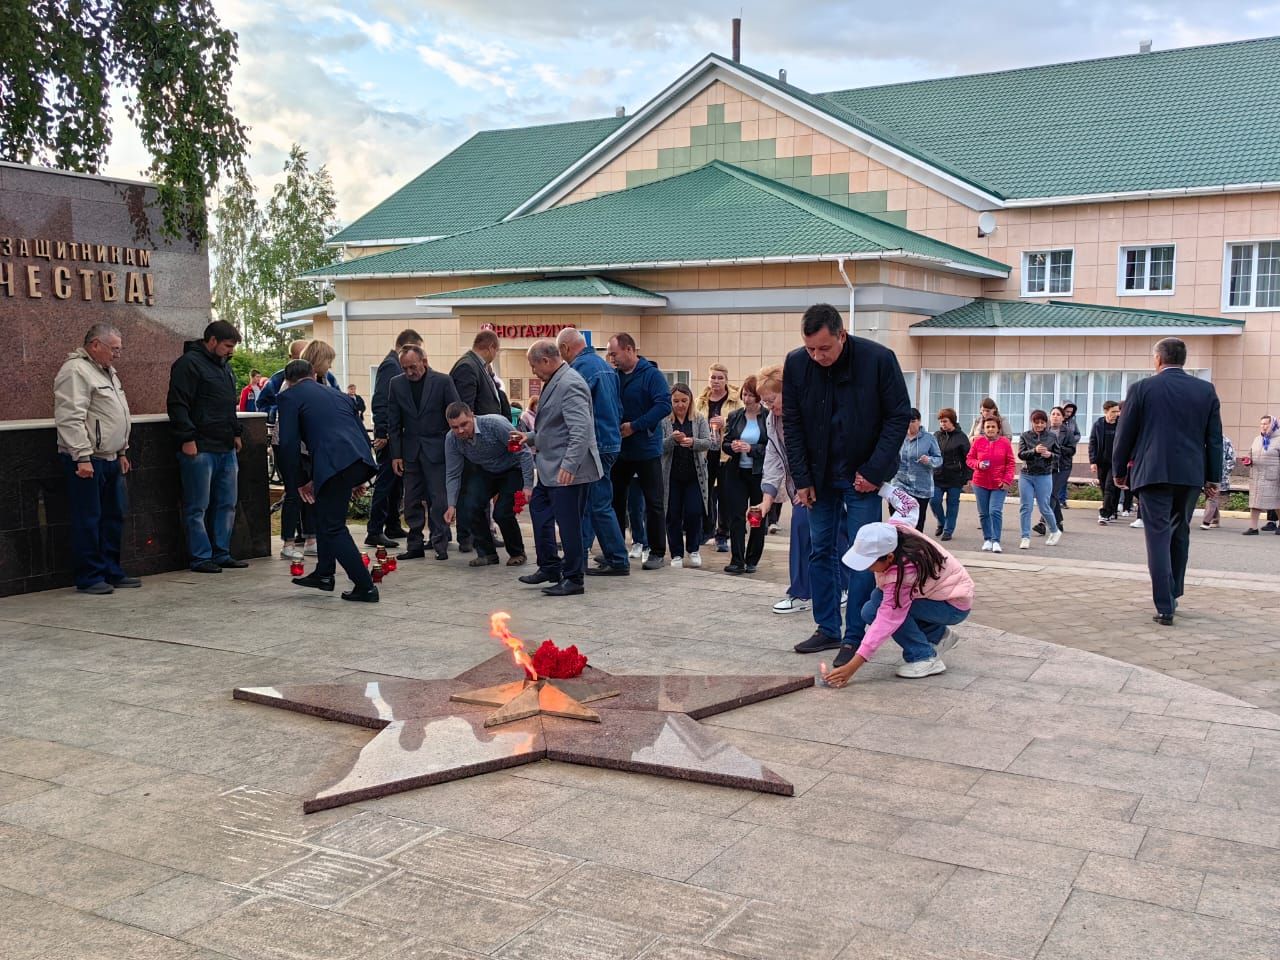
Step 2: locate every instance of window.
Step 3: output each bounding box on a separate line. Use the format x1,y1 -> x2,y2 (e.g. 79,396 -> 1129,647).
663,370 -> 692,389
902,371 -> 918,407
1022,249 -> 1074,296
1226,241 -> 1280,309
1120,244 -> 1175,294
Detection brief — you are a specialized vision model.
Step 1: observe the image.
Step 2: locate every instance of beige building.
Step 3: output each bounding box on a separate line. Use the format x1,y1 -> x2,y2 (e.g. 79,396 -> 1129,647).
299,37 -> 1279,448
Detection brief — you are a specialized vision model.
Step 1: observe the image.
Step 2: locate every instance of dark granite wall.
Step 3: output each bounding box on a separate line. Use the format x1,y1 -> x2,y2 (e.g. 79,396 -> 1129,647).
0,163 -> 211,421
0,416 -> 271,597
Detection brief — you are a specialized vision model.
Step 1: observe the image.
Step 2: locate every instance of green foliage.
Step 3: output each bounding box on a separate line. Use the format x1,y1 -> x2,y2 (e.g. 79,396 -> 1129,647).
228,346 -> 289,390
0,0 -> 249,243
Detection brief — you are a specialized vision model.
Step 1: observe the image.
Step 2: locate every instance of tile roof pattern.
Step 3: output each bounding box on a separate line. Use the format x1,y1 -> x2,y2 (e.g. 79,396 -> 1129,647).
420,276 -> 664,301
818,37 -> 1280,199
305,161 -> 1010,279
327,115 -> 628,245
913,298 -> 1248,330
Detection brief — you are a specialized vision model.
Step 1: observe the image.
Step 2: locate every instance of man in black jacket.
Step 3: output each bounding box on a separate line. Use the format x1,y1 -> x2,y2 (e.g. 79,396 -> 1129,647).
449,329 -> 506,551
1112,338 -> 1222,625
166,320 -> 248,573
1089,400 -> 1122,523
365,329 -> 420,548
782,304 -> 911,659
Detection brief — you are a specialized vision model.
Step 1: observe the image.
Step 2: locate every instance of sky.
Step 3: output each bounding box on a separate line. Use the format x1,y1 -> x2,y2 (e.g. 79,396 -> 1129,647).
101,0 -> 1280,229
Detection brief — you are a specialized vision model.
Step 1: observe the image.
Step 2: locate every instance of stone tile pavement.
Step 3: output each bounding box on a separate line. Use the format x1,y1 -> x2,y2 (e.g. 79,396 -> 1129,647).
0,530 -> 1277,959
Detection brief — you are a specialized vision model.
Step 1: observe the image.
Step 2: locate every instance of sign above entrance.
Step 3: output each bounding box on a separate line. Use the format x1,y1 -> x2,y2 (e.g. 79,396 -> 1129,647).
480,321 -> 577,339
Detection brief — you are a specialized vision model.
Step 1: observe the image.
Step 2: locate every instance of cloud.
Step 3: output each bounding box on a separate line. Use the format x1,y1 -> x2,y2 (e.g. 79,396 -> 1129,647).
416,41 -> 518,95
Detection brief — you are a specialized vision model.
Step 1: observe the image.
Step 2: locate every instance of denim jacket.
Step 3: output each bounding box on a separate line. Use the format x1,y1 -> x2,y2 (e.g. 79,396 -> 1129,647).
894,431 -> 943,498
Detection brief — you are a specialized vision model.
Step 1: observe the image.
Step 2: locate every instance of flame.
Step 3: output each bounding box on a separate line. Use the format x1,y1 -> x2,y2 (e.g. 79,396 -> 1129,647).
490,611 -> 538,681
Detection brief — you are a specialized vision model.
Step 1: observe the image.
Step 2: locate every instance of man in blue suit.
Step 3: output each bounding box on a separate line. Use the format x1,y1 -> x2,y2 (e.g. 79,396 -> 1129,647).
277,360 -> 379,602
1112,338 -> 1222,626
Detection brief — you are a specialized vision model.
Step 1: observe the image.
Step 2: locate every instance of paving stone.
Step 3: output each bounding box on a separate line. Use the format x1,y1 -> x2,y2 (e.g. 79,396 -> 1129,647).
730,786 -> 910,848
906,866 -> 1071,959
95,873 -> 257,936
536,862 -> 741,939
804,770 -> 977,824
494,910 -> 653,960
1027,659 -> 1134,692
821,747 -> 984,794
32,917 -> 233,960
1006,738 -> 1209,800
958,798 -> 1147,857
391,830 -> 578,897
340,871 -> 547,953
307,811 -> 441,859
1138,828 -> 1280,883
963,676 -> 1069,704
1196,873 -> 1280,930
1121,713 -> 1212,740
1038,890 -> 1277,960
0,885 -> 109,960
1132,795 -> 1280,848
707,899 -> 862,960
253,850 -> 398,907
1197,762 -> 1280,816
1155,736 -> 1253,768
188,895 -> 410,960
838,714 -> 1034,771
1165,702 -> 1280,729
889,821 -> 1086,883
835,924 -> 1011,959
0,771 -> 54,805
637,941 -> 743,960
0,835 -> 176,910
1072,852 -> 1205,911
964,770 -> 1141,821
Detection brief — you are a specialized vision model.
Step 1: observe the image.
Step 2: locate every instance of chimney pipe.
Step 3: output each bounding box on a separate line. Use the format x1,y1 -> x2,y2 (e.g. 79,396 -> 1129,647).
615,106 -> 626,117
1139,39 -> 1152,53
732,17 -> 741,62
779,68 -> 787,84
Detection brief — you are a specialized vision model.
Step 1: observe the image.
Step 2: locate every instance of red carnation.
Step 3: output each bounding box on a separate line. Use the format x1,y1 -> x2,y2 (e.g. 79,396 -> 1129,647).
531,639 -> 588,678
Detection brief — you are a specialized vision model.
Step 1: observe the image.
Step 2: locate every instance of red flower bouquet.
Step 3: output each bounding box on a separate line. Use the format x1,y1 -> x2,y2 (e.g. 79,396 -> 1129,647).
530,639 -> 588,678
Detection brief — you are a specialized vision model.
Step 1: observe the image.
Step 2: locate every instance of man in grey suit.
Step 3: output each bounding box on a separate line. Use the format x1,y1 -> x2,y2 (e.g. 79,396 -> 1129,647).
511,340 -> 601,596
389,344 -> 460,561
1112,337 -> 1222,626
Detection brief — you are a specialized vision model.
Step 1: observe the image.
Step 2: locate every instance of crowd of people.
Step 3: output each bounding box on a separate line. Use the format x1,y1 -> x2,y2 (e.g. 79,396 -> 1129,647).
51,310 -> 1272,682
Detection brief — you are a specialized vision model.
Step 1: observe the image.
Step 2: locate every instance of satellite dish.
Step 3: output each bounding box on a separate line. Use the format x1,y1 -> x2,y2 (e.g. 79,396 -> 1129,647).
977,212 -> 997,237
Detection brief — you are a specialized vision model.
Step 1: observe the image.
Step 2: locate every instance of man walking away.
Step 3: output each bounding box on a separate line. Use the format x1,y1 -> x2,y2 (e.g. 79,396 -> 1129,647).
167,320 -> 248,573
608,333 -> 671,570
443,402 -> 532,567
1089,401 -> 1121,523
276,360 -> 379,602
54,324 -> 140,594
366,329 -> 421,548
1111,337 -> 1222,626
514,340 -> 602,596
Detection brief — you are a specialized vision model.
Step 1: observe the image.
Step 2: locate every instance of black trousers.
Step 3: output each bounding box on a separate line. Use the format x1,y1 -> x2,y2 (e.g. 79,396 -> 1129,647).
1098,464 -> 1121,519
612,457 -> 666,558
459,464 -> 525,559
705,454 -> 728,540
1136,483 -> 1198,617
723,464 -> 765,566
403,459 -> 448,551
366,445 -> 404,537
531,482 -> 589,584
315,460 -> 374,590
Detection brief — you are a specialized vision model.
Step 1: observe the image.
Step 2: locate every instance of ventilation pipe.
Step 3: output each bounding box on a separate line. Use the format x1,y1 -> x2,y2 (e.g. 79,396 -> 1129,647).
732,18 -> 741,61
778,68 -> 787,83
615,106 -> 626,117
1139,39 -> 1152,53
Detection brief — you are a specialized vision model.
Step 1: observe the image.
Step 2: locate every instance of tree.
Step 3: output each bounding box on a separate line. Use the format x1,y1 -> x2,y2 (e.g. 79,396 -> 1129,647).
0,0 -> 249,243
209,169 -> 269,342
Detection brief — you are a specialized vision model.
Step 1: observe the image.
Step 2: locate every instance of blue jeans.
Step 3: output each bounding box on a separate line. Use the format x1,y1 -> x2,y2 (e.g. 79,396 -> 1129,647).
929,486 -> 962,535
973,486 -> 1007,543
1018,473 -> 1059,538
581,451 -> 628,569
178,450 -> 238,566
787,502 -> 850,605
809,485 -> 881,643
860,590 -> 970,663
61,454 -> 128,589
627,479 -> 647,546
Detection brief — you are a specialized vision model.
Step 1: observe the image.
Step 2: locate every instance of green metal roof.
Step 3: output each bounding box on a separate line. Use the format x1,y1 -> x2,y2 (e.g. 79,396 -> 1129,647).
913,299 -> 1248,331
420,276 -> 664,302
327,115 -> 627,245
819,36 -> 1280,199
304,161 -> 1010,280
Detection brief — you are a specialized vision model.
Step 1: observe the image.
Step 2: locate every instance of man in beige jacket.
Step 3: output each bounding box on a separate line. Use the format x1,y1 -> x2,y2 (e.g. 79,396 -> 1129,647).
53,323 -> 138,594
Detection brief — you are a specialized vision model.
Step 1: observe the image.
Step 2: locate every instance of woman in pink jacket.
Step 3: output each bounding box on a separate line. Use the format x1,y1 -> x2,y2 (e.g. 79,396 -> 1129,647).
823,520 -> 974,686
966,416 -> 1016,552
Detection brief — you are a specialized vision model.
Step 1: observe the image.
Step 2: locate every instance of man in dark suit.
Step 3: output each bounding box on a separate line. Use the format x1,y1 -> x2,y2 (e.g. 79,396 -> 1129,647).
389,344 -> 460,561
365,329 -> 421,549
449,329 -> 507,552
1112,337 -> 1222,626
276,360 -> 379,602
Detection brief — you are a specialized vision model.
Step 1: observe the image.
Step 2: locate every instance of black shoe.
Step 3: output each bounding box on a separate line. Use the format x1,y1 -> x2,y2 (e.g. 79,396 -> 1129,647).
940,532 -> 952,542
1032,521 -> 1046,536
364,533 -> 400,548
469,554 -> 499,567
585,565 -> 630,576
744,564 -> 758,573
1153,614 -> 1174,626
458,539 -> 474,554
724,562 -> 745,574
934,524 -> 944,537
542,579 -> 584,596
109,576 -> 142,588
506,554 -> 527,566
832,644 -> 858,668
77,581 -> 114,595
342,586 -> 380,603
217,558 -> 249,569
435,546 -> 449,561
1243,528 -> 1260,536
397,549 -> 426,560
190,561 -> 222,574
794,630 -> 842,654
1263,521 -> 1277,532
385,527 -> 410,540
519,569 -> 557,585
292,573 -> 335,591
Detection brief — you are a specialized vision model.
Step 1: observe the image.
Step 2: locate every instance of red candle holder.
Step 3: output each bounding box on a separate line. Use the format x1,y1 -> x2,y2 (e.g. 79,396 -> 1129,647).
362,553 -> 371,567
507,436 -> 523,452
384,557 -> 397,573
289,561 -> 304,577
375,545 -> 388,561
371,563 -> 384,583
747,509 -> 763,529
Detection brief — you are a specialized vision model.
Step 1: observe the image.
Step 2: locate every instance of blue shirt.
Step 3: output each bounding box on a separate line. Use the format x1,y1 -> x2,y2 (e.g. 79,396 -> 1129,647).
570,345 -> 622,455
739,418 -> 761,468
444,414 -> 535,506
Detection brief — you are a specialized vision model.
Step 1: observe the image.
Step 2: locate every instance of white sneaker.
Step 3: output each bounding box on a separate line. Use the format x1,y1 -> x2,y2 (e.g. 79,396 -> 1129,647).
628,543 -> 644,559
896,658 -> 947,679
1019,537 -> 1031,550
641,546 -> 651,563
773,596 -> 811,615
934,627 -> 960,656
304,539 -> 319,556
688,551 -> 702,568
768,523 -> 779,534
1130,518 -> 1144,529
671,556 -> 684,569
981,540 -> 993,551
279,544 -> 303,560
1045,531 -> 1062,546
991,541 -> 1003,553
1121,509 -> 1132,518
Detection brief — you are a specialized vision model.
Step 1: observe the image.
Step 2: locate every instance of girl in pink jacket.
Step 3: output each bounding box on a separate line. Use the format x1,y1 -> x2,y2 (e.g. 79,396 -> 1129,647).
966,416 -> 1017,552
823,520 -> 974,686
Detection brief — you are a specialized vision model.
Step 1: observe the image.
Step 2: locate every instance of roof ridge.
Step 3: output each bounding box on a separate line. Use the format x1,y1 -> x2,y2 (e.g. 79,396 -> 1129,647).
817,34 -> 1280,98
1045,299 -> 1245,323
589,275 -> 610,295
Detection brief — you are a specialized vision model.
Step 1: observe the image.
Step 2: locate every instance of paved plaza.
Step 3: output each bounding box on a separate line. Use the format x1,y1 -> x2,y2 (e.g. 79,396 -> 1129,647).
0,517 -> 1278,960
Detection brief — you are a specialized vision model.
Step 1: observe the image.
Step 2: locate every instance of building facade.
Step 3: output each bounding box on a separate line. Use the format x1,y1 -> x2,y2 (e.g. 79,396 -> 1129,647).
300,38 -> 1279,447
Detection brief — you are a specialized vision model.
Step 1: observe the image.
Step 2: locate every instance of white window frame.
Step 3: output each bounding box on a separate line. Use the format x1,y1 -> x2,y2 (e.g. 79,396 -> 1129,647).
1222,239 -> 1280,312
1021,248 -> 1075,297
663,370 -> 693,389
1117,243 -> 1176,296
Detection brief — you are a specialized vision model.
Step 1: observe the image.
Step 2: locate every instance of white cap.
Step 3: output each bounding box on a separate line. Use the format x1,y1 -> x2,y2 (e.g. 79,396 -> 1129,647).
841,522 -> 899,571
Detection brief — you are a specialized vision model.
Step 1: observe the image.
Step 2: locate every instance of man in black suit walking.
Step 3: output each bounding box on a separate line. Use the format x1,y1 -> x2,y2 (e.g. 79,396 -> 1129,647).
449,329 -> 508,552
1112,337 -> 1222,626
388,344 -> 460,561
